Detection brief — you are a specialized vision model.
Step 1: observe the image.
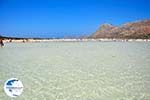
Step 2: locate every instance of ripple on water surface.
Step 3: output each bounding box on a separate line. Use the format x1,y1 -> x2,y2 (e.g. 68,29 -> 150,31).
0,42 -> 150,100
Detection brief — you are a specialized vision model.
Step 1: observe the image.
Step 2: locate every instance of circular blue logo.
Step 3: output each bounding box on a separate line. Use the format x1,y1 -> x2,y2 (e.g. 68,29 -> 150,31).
4,78 -> 23,97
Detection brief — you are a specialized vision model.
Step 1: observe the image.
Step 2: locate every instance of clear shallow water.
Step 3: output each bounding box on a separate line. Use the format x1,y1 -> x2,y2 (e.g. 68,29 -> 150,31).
0,42 -> 150,100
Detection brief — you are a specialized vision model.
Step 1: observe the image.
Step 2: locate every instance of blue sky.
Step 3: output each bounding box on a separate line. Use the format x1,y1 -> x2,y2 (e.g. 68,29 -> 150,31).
0,0 -> 150,38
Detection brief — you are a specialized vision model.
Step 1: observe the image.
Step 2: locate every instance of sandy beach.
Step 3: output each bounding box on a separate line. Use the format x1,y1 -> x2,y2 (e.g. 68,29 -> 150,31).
3,38 -> 150,43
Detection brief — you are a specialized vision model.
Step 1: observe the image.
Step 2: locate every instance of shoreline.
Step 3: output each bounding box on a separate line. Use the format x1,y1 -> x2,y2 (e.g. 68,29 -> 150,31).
3,38 -> 150,43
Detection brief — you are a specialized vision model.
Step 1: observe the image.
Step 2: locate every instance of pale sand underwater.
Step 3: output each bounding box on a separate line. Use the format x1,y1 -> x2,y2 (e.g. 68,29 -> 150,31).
0,42 -> 150,100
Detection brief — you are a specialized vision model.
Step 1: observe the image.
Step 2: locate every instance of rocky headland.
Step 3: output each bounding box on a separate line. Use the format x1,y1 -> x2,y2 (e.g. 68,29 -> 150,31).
91,19 -> 150,39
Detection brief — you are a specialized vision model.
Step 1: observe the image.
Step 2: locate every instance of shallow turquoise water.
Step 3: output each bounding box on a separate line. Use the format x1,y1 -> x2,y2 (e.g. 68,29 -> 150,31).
0,42 -> 150,100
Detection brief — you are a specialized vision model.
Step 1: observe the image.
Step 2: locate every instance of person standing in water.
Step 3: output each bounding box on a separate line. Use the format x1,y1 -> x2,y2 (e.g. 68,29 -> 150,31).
0,38 -> 4,47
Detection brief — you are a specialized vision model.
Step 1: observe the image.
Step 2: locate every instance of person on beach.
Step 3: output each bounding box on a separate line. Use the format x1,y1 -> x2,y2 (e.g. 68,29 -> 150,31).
0,39 -> 4,47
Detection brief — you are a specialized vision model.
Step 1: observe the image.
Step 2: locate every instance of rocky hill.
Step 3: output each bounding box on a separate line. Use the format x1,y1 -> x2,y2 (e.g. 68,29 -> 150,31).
92,19 -> 150,39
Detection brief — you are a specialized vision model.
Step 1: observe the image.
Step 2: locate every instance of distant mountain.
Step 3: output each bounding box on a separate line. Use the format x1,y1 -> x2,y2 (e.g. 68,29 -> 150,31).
0,35 -> 4,39
92,19 -> 150,39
